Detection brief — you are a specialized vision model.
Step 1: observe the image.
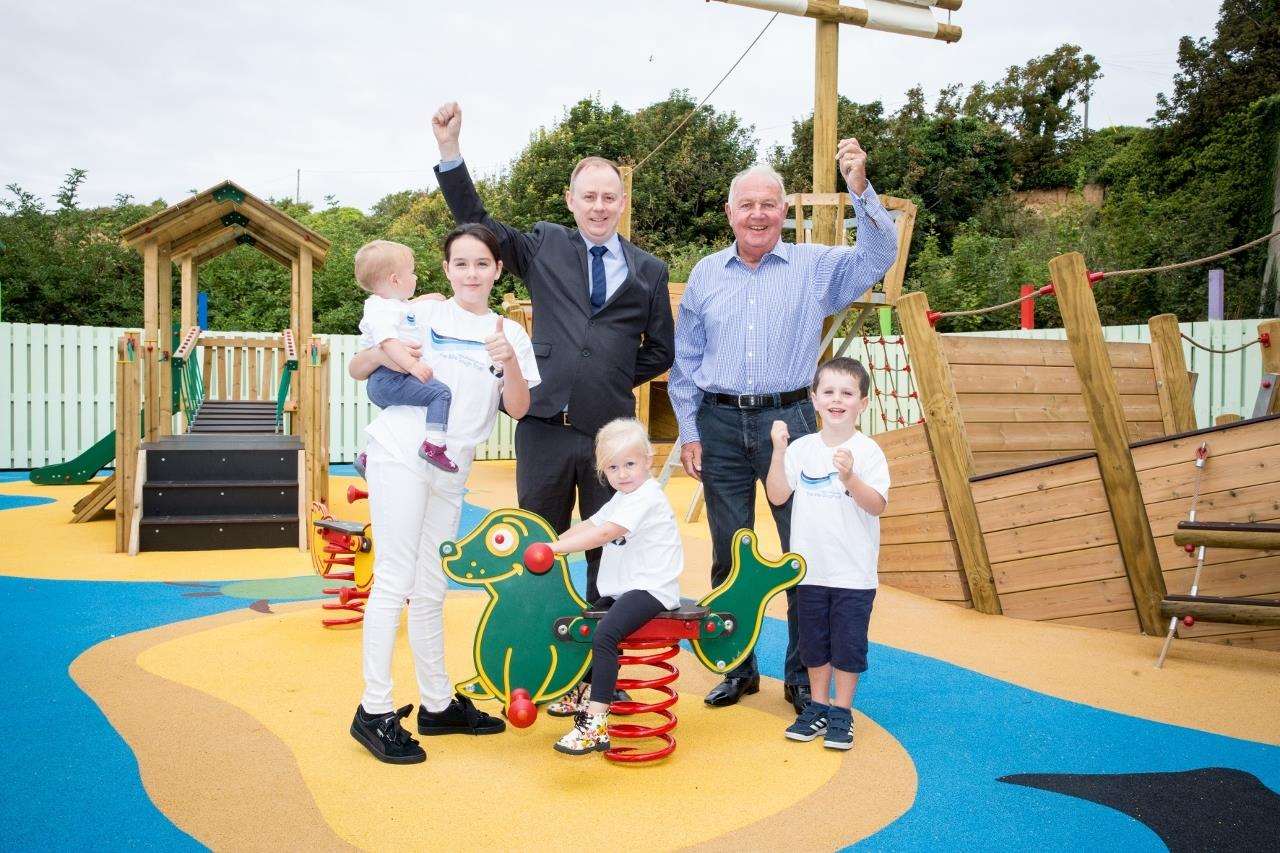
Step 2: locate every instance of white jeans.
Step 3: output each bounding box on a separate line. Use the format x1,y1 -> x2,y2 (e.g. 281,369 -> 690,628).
360,437 -> 471,714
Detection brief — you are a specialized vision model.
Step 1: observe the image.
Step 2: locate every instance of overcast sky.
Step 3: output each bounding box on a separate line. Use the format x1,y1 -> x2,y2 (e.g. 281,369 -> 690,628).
1,1 -> 1219,213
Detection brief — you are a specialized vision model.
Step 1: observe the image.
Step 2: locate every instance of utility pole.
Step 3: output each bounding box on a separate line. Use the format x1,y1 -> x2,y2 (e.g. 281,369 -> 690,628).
707,1 -> 962,245
296,169 -> 301,205
1083,78 -> 1092,135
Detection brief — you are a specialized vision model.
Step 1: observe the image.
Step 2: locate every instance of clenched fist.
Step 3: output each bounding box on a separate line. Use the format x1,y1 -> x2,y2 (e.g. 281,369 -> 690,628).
836,137 -> 868,196
432,102 -> 462,160
770,419 -> 790,450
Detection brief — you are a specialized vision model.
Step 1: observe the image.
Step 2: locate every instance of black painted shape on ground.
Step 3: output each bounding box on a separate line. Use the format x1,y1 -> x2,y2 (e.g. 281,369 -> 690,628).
181,590 -> 222,598
999,767 -> 1280,852
249,599 -> 272,613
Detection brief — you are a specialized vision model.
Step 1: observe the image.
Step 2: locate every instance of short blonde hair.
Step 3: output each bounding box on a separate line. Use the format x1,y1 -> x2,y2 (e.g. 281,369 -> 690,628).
354,240 -> 413,292
594,418 -> 652,475
569,156 -> 624,193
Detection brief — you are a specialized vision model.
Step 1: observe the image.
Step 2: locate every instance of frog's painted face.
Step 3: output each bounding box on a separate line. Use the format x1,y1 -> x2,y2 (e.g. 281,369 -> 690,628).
440,510 -> 554,586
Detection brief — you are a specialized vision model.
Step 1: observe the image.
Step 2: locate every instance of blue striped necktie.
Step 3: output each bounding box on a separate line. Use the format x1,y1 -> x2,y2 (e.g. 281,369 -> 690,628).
589,245 -> 608,313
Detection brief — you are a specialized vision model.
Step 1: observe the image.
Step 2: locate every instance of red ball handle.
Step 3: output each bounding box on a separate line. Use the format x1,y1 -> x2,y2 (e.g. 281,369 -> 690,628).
507,688 -> 537,728
523,542 -> 554,575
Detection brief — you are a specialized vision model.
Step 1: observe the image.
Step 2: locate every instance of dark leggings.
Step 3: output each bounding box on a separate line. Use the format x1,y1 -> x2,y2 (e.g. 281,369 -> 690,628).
587,590 -> 667,706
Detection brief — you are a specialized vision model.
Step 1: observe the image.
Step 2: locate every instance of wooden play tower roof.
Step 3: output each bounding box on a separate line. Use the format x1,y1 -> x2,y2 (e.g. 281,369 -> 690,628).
121,180 -> 330,269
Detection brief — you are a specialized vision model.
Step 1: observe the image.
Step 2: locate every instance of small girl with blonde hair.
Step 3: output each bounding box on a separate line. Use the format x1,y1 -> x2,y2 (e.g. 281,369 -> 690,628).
546,418 -> 684,755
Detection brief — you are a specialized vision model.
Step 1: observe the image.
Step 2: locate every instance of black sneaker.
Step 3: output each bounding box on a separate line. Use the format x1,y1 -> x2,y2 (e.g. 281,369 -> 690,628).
785,701 -> 829,742
350,704 -> 426,764
418,692 -> 506,736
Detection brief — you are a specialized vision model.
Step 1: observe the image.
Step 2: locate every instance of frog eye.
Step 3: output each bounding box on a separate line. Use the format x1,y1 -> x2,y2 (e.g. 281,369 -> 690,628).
486,523 -> 519,557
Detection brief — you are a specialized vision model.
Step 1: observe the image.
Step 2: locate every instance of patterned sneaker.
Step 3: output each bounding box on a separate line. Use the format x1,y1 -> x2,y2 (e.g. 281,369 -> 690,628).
418,692 -> 506,736
419,440 -> 459,473
554,710 -> 611,755
353,452 -> 368,480
350,704 -> 426,764
547,682 -> 589,718
823,706 -> 854,751
785,701 -> 830,742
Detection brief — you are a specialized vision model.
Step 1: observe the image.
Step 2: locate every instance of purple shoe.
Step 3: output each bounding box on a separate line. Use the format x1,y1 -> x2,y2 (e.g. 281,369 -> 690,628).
419,440 -> 459,473
353,452 -> 368,480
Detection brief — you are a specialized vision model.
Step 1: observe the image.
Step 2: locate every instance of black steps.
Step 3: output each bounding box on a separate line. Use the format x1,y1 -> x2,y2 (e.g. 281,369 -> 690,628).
189,400 -> 280,434
139,434 -> 302,551
139,514 -> 299,551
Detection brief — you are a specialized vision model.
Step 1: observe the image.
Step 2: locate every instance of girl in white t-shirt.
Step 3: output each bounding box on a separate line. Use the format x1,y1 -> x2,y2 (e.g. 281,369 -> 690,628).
546,418 -> 684,755
344,224 -> 541,765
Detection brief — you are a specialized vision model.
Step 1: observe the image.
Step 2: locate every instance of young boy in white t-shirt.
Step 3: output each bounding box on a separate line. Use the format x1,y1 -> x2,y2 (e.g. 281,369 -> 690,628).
353,239 -> 457,475
545,418 -> 684,756
765,357 -> 889,751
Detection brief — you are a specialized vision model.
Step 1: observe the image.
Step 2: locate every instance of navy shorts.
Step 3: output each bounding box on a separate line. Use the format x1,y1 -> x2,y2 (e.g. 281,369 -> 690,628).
797,585 -> 876,674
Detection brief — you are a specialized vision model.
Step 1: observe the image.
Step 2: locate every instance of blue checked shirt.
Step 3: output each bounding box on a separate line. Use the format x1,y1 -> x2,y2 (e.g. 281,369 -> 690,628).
669,183 -> 898,445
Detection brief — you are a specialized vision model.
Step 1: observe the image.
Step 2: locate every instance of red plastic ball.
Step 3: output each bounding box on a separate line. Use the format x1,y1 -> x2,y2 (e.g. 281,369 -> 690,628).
1184,544 -> 1196,554
579,624 -> 590,636
1182,615 -> 1195,628
523,543 -> 554,574
507,688 -> 537,728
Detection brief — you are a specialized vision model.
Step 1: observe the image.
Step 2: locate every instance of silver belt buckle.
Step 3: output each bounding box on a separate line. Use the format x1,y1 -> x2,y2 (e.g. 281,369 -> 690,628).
736,393 -> 754,408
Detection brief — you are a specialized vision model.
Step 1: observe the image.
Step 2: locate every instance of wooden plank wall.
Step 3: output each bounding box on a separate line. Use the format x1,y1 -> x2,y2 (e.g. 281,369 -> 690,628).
971,454 -> 1136,629
872,423 -> 971,607
940,336 -> 1166,475
1132,415 -> 1280,650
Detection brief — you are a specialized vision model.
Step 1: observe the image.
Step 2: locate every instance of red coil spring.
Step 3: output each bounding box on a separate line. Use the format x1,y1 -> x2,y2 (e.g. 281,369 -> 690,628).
606,638 -> 680,763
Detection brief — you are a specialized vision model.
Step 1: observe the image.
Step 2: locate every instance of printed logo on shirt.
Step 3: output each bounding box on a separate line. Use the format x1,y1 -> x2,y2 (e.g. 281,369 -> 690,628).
430,328 -> 485,350
405,312 -> 417,327
799,471 -> 836,490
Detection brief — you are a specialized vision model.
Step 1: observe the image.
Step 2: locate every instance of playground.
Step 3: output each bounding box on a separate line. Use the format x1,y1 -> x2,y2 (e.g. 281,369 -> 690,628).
4,0 -> 1280,850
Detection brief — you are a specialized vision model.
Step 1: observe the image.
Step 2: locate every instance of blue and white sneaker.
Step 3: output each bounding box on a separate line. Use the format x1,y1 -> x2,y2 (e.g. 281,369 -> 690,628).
784,701 -> 829,742
824,706 -> 854,750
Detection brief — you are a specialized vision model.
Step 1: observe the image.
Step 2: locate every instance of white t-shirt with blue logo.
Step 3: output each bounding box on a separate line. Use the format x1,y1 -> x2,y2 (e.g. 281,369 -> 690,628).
784,431 -> 890,590
364,298 -> 540,466
358,293 -> 422,351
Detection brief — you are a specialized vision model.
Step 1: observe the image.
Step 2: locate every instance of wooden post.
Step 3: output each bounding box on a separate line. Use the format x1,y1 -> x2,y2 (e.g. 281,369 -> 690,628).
881,198 -> 916,306
156,245 -> 174,436
179,256 -> 197,330
811,20 -> 840,248
114,334 -> 140,553
1148,313 -> 1196,433
619,165 -> 633,240
1052,252 -> 1166,635
1262,319 -> 1280,416
141,239 -> 161,441
897,292 -> 1002,615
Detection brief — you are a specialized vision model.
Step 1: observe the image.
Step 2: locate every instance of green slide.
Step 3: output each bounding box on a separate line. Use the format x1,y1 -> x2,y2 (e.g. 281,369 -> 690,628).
29,430 -> 116,485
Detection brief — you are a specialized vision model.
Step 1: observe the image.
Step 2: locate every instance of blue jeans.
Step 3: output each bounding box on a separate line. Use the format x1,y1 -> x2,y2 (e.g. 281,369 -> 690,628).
367,366 -> 451,431
696,397 -> 816,685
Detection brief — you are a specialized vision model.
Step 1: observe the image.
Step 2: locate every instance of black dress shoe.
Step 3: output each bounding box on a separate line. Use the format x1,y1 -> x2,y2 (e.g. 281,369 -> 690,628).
704,675 -> 760,707
786,684 -> 812,715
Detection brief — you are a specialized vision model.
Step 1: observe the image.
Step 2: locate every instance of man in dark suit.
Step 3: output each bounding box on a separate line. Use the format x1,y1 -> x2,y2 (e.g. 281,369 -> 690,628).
432,102 -> 674,603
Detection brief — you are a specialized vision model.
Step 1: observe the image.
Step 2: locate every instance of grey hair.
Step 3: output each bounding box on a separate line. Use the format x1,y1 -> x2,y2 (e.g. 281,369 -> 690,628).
728,164 -> 787,207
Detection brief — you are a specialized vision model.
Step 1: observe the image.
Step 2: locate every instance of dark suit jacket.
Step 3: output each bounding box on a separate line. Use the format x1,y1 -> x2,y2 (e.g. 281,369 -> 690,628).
435,161 -> 675,436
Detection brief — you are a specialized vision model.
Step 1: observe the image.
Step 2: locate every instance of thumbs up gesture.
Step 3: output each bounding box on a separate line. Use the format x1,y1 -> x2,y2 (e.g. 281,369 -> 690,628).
484,317 -> 515,367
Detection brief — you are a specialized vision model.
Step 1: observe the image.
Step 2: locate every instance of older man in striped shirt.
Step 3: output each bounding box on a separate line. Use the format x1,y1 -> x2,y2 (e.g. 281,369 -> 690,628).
669,139 -> 898,710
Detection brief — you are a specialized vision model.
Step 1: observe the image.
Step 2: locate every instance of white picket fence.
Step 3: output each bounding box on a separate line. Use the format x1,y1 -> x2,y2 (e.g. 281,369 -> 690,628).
0,323 -> 516,468
1,319 -> 1272,469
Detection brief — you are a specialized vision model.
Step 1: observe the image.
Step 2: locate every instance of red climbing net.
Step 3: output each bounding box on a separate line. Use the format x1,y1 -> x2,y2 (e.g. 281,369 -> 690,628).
854,334 -> 924,430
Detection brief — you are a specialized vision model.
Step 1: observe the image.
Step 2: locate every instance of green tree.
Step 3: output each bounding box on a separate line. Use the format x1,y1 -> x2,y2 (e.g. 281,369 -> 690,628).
965,44 -> 1101,189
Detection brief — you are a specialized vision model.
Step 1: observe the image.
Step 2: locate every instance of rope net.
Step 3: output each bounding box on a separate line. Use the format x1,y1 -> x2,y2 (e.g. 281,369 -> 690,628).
849,334 -> 924,431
